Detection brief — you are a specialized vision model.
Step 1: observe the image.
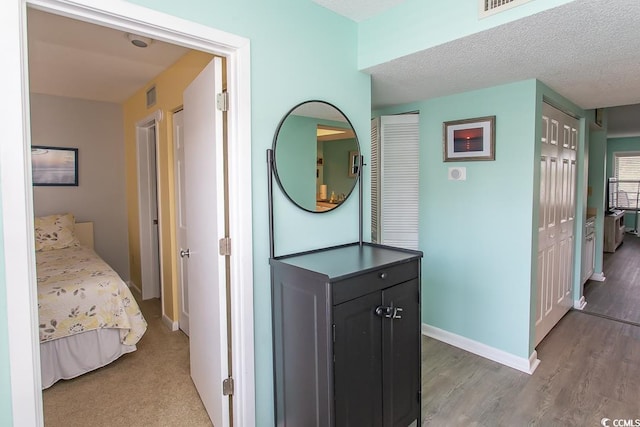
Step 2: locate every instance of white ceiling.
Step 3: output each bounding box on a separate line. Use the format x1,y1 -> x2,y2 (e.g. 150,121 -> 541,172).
28,2 -> 640,134
27,8 -> 189,103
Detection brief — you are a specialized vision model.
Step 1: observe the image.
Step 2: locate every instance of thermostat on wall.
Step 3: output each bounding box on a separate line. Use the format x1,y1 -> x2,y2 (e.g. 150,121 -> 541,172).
448,167 -> 466,181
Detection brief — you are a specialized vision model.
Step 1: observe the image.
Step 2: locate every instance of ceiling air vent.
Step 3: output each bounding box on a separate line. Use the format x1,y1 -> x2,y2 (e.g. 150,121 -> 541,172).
146,85 -> 156,108
479,0 -> 531,18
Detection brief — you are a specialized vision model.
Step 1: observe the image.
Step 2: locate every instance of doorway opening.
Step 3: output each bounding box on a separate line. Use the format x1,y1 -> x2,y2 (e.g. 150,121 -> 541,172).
136,113 -> 163,301
7,1 -> 254,426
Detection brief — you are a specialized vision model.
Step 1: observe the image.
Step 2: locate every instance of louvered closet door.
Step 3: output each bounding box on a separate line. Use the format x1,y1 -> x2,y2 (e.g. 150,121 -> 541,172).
535,103 -> 578,346
372,115 -> 420,250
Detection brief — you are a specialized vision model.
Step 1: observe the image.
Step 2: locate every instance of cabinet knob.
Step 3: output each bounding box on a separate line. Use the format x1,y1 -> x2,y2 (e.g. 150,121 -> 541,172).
379,272 -> 387,279
375,305 -> 392,318
375,305 -> 403,319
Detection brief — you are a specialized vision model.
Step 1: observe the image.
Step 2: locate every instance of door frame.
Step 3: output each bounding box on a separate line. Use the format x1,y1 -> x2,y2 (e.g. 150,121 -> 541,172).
3,1 -> 254,426
136,111 -> 163,301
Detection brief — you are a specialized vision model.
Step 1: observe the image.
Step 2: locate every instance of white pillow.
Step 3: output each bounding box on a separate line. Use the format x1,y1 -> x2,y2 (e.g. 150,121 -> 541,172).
34,213 -> 80,251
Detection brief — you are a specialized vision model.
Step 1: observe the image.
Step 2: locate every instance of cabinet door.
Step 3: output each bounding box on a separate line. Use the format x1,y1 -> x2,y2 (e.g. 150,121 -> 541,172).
382,279 -> 420,427
583,234 -> 595,282
334,291 -> 383,427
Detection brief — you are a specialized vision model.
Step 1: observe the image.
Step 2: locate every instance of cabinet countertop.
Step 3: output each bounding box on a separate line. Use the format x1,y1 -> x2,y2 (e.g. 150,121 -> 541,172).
270,242 -> 422,281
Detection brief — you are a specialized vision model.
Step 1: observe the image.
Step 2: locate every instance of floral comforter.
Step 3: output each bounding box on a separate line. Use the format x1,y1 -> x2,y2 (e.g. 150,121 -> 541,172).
36,245 -> 147,345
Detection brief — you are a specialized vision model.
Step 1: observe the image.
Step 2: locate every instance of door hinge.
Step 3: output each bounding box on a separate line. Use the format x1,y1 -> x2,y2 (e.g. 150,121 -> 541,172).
222,377 -> 234,396
219,237 -> 232,256
216,92 -> 229,112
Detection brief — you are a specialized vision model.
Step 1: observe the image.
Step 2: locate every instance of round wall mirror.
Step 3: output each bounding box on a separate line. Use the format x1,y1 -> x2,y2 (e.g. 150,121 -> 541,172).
273,100 -> 360,213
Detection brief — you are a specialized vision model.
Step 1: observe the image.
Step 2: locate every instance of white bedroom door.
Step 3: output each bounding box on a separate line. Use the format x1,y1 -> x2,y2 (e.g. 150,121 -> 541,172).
173,109 -> 190,336
183,57 -> 230,426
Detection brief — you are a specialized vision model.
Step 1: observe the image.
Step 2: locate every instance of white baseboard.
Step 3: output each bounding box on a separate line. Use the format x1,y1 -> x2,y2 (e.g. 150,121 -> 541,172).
573,296 -> 587,310
590,272 -> 606,282
162,314 -> 179,332
127,280 -> 142,294
422,323 -> 540,375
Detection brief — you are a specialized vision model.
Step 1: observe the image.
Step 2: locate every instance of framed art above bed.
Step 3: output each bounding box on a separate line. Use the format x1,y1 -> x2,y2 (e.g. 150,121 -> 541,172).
31,146 -> 79,186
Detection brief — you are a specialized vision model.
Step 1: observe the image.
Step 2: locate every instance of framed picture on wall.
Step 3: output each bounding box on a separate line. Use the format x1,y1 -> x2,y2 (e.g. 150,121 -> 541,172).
31,146 -> 79,186
443,116 -> 496,162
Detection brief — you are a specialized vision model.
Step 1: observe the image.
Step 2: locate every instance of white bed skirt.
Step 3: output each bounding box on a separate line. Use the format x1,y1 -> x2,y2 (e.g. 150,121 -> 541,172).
40,328 -> 136,389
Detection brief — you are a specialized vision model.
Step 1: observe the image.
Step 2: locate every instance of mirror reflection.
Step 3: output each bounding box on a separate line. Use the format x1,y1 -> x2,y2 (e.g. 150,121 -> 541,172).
273,101 -> 360,213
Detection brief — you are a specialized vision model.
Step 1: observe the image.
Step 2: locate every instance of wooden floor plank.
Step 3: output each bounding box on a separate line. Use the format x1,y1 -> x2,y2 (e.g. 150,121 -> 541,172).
584,233 -> 640,324
422,311 -> 640,426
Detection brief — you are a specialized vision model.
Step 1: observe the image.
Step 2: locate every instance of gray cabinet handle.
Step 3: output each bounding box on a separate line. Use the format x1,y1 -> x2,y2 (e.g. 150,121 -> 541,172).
375,305 -> 403,319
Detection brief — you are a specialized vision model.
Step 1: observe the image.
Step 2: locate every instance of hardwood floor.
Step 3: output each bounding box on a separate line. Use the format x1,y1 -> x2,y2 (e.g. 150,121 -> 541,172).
584,232 -> 640,325
422,311 -> 640,426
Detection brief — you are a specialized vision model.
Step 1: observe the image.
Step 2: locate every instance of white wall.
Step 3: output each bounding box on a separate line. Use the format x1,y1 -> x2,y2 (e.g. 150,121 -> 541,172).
30,93 -> 130,280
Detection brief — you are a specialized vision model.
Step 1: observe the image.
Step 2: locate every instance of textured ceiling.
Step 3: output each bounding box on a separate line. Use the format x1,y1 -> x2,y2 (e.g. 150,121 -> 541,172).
364,0 -> 640,111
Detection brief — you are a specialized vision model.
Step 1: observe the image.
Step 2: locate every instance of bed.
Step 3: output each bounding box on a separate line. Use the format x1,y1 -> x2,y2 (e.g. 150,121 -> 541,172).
35,213 -> 147,389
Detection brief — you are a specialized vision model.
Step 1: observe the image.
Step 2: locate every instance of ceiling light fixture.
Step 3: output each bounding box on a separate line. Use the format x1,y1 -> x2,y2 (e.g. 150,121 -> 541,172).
127,33 -> 152,48
317,128 -> 346,137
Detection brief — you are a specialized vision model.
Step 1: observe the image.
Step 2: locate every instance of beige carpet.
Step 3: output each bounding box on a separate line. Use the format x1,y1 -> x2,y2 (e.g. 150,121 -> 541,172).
43,293 -> 212,426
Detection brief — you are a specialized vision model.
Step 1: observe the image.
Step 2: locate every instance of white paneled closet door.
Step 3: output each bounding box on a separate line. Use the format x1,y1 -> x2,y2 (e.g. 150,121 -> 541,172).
535,102 -> 578,346
371,114 -> 420,250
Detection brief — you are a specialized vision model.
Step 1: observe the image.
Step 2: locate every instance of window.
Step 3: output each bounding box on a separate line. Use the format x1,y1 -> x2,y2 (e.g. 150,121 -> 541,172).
612,152 -> 640,209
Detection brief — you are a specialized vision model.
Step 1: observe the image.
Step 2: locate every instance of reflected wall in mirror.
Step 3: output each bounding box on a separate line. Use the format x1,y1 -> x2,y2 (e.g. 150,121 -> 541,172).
273,100 -> 360,213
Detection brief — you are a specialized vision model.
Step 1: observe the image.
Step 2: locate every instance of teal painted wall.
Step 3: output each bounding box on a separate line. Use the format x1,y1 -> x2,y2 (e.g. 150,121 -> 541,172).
374,79 -> 588,360
377,80 -> 539,359
0,180 -> 13,424
359,0 -> 576,69
322,138 -> 358,197
274,115 -> 317,211
126,1 -> 370,425
606,137 -> 640,230
588,124 -> 608,274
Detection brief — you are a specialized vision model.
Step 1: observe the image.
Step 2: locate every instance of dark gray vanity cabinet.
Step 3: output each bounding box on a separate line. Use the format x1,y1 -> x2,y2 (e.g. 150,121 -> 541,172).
270,242 -> 422,427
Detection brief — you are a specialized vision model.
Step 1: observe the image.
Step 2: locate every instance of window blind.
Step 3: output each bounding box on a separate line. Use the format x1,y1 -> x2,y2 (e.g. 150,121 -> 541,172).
613,152 -> 640,209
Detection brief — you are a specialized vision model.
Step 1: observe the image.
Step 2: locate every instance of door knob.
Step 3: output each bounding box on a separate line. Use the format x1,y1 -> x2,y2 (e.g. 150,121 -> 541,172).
180,249 -> 190,258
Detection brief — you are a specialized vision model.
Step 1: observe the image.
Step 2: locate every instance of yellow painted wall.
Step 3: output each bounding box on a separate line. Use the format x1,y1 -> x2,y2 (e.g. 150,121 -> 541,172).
123,50 -> 215,321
